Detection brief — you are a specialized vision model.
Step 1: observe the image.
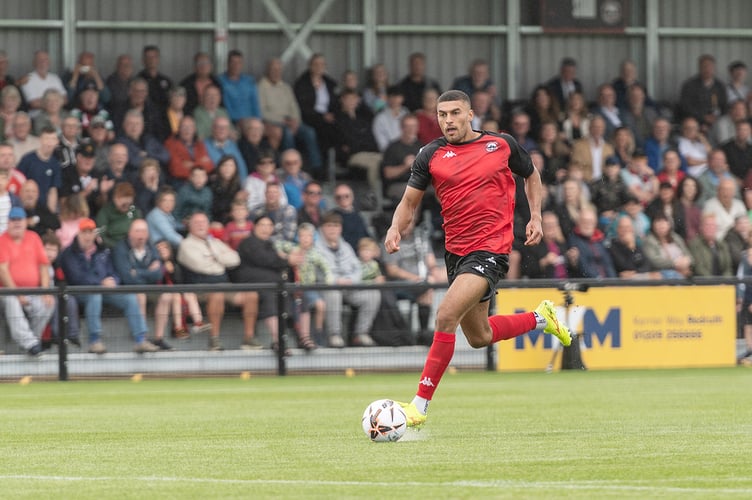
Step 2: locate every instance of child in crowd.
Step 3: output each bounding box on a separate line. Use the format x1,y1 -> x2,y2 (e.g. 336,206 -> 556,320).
40,231 -> 81,349
221,200 -> 253,250
154,239 -> 212,339
175,166 -> 213,223
357,237 -> 385,284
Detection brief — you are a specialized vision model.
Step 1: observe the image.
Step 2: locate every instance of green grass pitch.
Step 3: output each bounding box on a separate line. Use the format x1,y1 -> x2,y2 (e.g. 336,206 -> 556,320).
1,368 -> 750,499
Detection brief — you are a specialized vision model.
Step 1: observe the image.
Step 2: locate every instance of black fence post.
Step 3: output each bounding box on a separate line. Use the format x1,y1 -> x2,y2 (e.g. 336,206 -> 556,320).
57,285 -> 69,381
276,281 -> 287,376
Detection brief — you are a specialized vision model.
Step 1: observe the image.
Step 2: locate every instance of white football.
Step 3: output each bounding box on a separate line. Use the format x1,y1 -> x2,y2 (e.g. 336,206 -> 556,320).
362,399 -> 407,442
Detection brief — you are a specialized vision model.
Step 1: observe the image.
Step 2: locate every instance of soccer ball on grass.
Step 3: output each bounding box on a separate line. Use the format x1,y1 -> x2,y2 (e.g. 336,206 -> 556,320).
361,399 -> 407,442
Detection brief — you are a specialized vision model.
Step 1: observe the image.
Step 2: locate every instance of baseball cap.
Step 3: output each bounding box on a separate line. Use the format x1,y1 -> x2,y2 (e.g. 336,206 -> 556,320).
81,80 -> 99,92
605,156 -> 620,166
79,218 -> 98,231
8,206 -> 26,219
90,116 -> 107,128
76,140 -> 96,158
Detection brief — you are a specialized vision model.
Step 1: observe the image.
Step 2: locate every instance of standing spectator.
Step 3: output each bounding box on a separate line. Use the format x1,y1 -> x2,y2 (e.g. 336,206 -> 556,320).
64,51 -> 110,106
20,50 -> 67,117
209,154 -> 242,224
175,166 -> 212,223
725,60 -> 749,105
137,45 -> 172,115
570,115 -> 614,182
60,217 -> 158,354
104,54 -> 134,115
721,119 -> 752,182
145,186 -> 183,248
0,207 -> 54,356
332,182 -> 371,251
372,85 -> 409,152
397,52 -> 442,112
545,57 -> 583,111
381,114 -> 421,207
315,211 -> 380,347
678,54 -> 727,131
112,218 -> 174,350
294,53 -> 339,164
689,213 -> 733,277
567,206 -> 616,278
164,115 -> 214,185
249,182 -> 297,243
192,84 -> 229,140
177,212 -> 257,351
622,83 -> 658,148
179,52 -> 222,116
203,116 -> 248,180
96,181 -> 141,248
17,126 -> 61,213
219,49 -> 261,124
258,57 -> 321,174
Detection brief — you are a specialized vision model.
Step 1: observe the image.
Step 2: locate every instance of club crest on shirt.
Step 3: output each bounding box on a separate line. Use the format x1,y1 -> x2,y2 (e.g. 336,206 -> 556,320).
486,142 -> 499,152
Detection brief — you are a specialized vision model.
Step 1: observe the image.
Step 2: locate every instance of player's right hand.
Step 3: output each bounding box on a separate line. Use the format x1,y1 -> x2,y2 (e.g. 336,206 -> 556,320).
384,226 -> 401,254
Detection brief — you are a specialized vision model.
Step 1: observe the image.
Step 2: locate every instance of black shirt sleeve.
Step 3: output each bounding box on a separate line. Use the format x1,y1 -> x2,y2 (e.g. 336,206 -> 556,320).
407,140 -> 442,191
499,133 -> 535,179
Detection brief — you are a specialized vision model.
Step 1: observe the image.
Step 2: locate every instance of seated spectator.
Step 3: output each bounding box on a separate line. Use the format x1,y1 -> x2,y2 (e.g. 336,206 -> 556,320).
697,149 -> 737,205
87,117 -> 114,176
315,211 -> 380,347
249,182 -> 297,243
153,239 -> 211,340
508,109 -> 538,153
17,126 -> 61,214
677,116 -> 712,178
567,206 -> 616,278
372,85 -> 409,152
397,52 -> 442,112
179,52 -> 222,116
593,83 -> 622,140
56,192 -> 89,249
21,50 -> 67,116
0,142 -> 24,198
335,88 -> 382,193
243,150 -> 286,210
33,89 -> 67,136
222,200 -> 253,251
646,181 -> 687,239
736,235 -> 752,363
160,86 -> 187,142
175,166 -> 212,223
70,81 -> 114,140
644,117 -> 680,174
177,212 -> 257,351
203,116 -> 248,180
535,120 -> 571,186
689,213 -> 734,276
611,126 -> 636,168
279,148 -> 312,210
133,158 -> 163,215
469,89 -> 499,130
96,142 -> 136,207
104,54 -> 134,114
570,115 -> 614,182
612,59 -> 654,110
677,176 -> 703,242
551,177 -> 591,237
545,57 -> 583,111
726,60 -> 749,104
608,195 -> 651,242
642,213 -> 693,278
710,99 -> 747,147
193,84 -> 229,140
60,141 -> 100,215
60,217 -> 158,354
523,211 -> 577,279
18,179 -> 59,237
9,112 -> 41,162
332,182 -> 372,251
381,114 -> 422,207
525,85 -> 559,142
116,109 -> 170,171
231,214 -> 305,353
0,207 -> 54,356
237,117 -> 274,171
382,218 -> 446,344
146,186 -> 183,248
297,180 -> 325,228
702,177 -> 746,240
362,63 -> 389,115
724,214 -> 750,271
656,149 -> 686,191
590,156 -> 630,230
294,53 -> 340,162
55,115 -> 83,171
415,88 -> 442,146
112,219 -> 174,350
111,77 -> 165,140
608,215 -> 660,279
164,115 -> 214,186
0,168 -> 21,233
559,90 -> 590,143
257,57 -> 321,174
620,149 -> 659,205
0,84 -> 23,141
96,181 -> 141,248
218,49 -> 261,124
210,154 -> 243,224
721,119 -> 752,181
678,54 -> 726,132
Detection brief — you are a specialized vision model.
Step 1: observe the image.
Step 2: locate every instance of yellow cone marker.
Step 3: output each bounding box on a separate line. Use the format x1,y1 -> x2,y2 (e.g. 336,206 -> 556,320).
240,371 -> 251,380
19,376 -> 32,385
344,368 -> 356,378
131,373 -> 143,383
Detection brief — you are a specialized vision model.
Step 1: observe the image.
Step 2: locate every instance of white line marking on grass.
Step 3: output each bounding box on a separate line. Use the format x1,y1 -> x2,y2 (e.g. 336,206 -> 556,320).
1,475 -> 750,494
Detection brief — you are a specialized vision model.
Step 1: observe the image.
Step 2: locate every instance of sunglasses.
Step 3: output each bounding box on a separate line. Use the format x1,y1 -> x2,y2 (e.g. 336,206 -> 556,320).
305,190 -> 322,195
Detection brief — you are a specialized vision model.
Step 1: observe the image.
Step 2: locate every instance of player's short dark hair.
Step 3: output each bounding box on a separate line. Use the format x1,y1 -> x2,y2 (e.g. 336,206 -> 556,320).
438,90 -> 470,105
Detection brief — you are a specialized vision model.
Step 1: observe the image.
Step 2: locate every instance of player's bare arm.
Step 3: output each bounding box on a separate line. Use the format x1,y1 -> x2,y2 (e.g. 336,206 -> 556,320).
385,186 -> 425,254
523,167 -> 544,246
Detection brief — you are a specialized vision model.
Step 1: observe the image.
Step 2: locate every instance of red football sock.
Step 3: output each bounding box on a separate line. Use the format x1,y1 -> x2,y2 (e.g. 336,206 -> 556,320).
489,312 -> 537,343
416,331 -> 456,400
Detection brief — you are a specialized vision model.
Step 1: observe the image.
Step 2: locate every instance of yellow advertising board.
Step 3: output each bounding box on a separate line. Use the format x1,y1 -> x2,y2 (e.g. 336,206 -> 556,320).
495,286 -> 736,372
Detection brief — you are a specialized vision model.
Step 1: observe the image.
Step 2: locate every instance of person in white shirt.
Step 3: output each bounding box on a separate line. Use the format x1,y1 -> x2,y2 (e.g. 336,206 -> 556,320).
20,50 -> 67,118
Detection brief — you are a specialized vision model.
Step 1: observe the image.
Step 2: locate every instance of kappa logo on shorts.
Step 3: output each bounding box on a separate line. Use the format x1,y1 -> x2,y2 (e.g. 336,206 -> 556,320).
442,150 -> 457,159
473,264 -> 486,274
485,256 -> 497,265
486,142 -> 499,152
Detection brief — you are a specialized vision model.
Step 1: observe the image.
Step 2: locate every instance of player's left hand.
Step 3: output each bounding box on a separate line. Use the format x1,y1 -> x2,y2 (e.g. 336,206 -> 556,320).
524,219 -> 543,246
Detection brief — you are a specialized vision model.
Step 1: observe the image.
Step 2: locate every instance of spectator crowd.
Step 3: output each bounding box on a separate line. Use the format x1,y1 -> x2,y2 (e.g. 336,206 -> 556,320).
0,46 -> 751,363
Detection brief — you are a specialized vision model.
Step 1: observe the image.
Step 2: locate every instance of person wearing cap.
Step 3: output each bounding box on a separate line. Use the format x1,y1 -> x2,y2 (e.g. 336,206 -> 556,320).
371,85 -> 409,152
59,217 -> 158,354
60,140 -> 100,215
70,80 -> 114,141
0,167 -> 22,234
0,206 -> 55,356
726,60 -> 749,104
590,155 -> 631,230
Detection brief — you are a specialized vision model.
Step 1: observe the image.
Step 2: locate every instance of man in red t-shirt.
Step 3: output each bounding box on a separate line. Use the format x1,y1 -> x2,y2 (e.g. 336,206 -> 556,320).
384,90 -> 573,427
0,206 -> 54,356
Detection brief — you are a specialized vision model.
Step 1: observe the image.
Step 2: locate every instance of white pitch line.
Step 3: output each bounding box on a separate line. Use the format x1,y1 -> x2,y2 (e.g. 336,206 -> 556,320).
0,475 -> 750,494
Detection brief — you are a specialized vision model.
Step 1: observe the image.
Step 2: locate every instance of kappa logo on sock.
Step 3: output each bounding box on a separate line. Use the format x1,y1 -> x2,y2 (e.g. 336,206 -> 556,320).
419,377 -> 435,387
